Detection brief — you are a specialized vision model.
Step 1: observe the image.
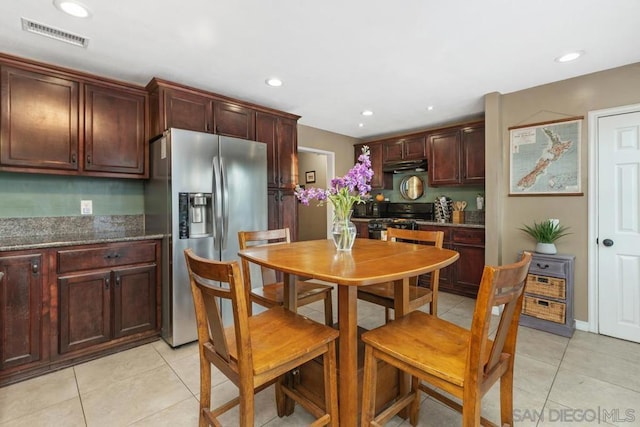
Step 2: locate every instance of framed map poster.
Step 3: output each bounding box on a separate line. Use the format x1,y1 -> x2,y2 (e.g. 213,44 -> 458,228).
509,117 -> 583,196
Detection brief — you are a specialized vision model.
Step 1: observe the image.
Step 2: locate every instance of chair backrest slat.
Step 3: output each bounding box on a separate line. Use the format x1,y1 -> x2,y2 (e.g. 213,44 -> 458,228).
386,228 -> 444,288
467,252 -> 532,381
238,228 -> 291,310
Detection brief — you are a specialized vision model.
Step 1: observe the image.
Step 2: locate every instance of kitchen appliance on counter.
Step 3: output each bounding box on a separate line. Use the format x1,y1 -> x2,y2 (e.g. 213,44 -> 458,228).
144,128 -> 267,347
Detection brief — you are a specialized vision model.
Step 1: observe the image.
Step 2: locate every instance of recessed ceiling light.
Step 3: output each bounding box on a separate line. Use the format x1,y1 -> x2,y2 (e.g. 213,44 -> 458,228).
361,110 -> 373,116
555,51 -> 584,63
426,106 -> 434,111
358,123 -> 364,128
53,0 -> 91,18
265,77 -> 283,87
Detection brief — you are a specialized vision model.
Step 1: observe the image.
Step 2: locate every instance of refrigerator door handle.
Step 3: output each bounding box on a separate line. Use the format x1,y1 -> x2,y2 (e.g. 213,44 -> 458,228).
212,156 -> 223,250
220,157 -> 230,249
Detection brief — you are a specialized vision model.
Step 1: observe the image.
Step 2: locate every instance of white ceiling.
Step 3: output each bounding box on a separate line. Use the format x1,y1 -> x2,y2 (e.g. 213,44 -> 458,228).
2,0 -> 640,139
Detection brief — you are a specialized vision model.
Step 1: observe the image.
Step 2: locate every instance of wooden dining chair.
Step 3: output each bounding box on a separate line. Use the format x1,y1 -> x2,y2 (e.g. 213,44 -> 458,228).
360,252 -> 533,427
238,228 -> 334,325
184,249 -> 339,427
357,228 -> 444,321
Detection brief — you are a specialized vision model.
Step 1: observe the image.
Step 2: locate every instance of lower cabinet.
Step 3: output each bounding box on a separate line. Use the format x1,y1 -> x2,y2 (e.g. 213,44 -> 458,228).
0,250 -> 48,373
55,241 -> 159,359
0,239 -> 161,386
354,220 -> 369,238
418,225 -> 485,298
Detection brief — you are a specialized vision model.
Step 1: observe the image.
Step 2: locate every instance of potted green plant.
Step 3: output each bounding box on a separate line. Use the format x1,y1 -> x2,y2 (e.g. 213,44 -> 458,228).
519,219 -> 570,254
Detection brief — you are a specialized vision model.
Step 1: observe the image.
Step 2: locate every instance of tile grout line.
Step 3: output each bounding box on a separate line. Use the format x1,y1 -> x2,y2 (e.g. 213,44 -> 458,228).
150,341 -> 200,400
533,334 -> 570,427
73,367 -> 89,427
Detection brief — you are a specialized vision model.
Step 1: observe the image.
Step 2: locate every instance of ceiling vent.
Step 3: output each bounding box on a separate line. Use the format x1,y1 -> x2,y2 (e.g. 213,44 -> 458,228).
21,18 -> 89,48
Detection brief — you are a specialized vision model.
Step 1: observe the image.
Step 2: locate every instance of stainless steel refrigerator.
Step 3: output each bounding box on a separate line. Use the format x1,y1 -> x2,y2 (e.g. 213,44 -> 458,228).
144,128 -> 267,347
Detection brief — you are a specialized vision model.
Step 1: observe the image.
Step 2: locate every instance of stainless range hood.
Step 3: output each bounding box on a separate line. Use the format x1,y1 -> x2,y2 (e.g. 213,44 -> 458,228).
382,159 -> 427,173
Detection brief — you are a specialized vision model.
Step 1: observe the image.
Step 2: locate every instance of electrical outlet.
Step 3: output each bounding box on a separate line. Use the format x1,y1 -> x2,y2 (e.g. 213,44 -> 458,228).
81,200 -> 93,215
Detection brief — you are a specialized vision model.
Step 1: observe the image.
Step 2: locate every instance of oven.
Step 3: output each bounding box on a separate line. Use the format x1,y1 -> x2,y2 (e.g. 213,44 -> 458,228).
368,219 -> 418,240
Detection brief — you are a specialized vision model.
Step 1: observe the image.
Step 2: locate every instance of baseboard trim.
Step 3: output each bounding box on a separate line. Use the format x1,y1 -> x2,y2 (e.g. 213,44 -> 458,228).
575,319 -> 589,332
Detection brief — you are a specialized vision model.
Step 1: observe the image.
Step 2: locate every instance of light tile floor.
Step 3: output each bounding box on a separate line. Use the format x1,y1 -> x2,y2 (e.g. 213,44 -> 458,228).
2,291 -> 640,426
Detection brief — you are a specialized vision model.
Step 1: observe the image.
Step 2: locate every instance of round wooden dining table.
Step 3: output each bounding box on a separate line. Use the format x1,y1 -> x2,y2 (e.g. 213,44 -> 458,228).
238,237 -> 459,426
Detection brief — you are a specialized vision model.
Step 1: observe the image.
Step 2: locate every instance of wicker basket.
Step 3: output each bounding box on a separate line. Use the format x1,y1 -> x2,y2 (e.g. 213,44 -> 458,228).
525,274 -> 566,299
523,296 -> 566,324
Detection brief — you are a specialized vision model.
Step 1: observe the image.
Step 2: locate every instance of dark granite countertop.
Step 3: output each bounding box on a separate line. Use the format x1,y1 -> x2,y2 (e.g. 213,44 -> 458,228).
0,215 -> 164,252
351,217 -> 485,229
1,231 -> 165,252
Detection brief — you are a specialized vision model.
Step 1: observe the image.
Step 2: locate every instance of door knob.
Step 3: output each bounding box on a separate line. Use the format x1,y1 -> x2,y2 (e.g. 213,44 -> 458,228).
602,239 -> 614,247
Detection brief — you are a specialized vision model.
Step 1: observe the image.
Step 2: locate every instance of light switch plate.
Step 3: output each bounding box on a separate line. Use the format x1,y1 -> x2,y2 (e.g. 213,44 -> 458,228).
81,200 -> 93,215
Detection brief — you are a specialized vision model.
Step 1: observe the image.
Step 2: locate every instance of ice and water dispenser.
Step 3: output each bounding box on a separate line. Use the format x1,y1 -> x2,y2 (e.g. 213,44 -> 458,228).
178,192 -> 213,238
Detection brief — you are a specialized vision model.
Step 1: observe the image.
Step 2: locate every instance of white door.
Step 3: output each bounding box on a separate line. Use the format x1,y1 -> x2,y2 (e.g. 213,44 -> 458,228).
598,111 -> 640,342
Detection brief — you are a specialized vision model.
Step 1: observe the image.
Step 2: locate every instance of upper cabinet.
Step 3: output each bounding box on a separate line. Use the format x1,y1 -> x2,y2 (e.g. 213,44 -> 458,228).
460,124 -> 485,185
382,134 -> 427,162
162,88 -> 212,133
84,83 -> 146,176
256,112 -> 298,188
147,79 -> 256,140
360,120 -> 483,189
428,122 -> 485,186
213,101 -> 255,140
0,66 -> 80,172
0,54 -> 148,179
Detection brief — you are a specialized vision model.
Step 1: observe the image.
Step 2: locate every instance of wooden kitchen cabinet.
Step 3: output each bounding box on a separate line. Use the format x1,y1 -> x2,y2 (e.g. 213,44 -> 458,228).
256,112 -> 298,189
0,65 -> 79,172
268,188 -> 299,241
55,240 -> 159,358
354,221 -> 369,238
148,79 -> 257,140
0,239 -> 161,387
0,251 -> 48,372
428,122 -> 485,186
58,270 -> 111,354
418,224 -> 484,298
214,100 -> 255,139
450,228 -> 486,297
84,83 -> 147,177
161,87 -> 213,133
0,54 -> 148,179
382,134 -> 427,162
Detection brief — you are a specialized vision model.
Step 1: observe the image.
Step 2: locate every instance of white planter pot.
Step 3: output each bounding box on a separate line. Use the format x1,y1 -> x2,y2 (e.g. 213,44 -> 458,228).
535,242 -> 557,254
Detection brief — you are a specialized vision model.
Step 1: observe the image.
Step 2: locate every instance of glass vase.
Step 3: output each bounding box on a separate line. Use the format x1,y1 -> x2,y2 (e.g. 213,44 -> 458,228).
331,209 -> 357,251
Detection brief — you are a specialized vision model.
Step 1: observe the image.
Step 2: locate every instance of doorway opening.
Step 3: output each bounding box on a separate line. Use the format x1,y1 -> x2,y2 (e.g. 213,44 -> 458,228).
298,146 -> 335,241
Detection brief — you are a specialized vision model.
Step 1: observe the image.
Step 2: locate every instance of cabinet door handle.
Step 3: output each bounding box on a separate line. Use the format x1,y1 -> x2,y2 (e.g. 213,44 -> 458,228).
536,263 -> 550,269
71,153 -> 77,164
105,278 -> 110,290
32,263 -> 39,274
86,154 -> 91,165
115,276 -> 121,288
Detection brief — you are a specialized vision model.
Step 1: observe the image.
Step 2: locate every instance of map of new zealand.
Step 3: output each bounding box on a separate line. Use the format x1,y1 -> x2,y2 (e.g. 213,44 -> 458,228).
510,119 -> 581,194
